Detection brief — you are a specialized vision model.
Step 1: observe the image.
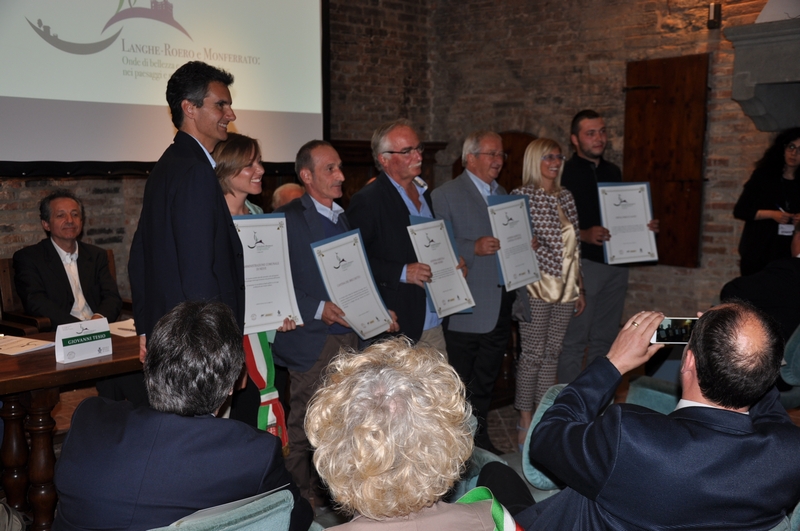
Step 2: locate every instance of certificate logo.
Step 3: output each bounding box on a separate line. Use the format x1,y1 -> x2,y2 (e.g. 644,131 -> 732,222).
613,194 -> 636,210
502,212 -> 515,226
248,231 -> 266,249
423,233 -> 441,250
332,252 -> 351,271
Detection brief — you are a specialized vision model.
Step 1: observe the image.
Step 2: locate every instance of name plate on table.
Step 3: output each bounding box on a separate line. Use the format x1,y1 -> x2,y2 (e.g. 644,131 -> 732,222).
55,318 -> 112,364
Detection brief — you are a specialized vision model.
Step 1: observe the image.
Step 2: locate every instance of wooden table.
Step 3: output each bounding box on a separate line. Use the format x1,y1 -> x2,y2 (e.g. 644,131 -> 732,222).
0,333 -> 141,531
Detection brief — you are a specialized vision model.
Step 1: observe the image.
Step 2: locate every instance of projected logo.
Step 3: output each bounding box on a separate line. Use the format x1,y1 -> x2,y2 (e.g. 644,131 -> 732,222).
27,0 -> 191,55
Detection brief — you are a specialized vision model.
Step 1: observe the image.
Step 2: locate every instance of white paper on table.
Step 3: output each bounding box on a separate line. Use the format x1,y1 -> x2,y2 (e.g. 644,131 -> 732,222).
0,336 -> 55,356
487,196 -> 541,291
233,214 -> 303,335
311,229 -> 393,340
407,219 -> 474,318
597,182 -> 658,265
109,318 -> 137,337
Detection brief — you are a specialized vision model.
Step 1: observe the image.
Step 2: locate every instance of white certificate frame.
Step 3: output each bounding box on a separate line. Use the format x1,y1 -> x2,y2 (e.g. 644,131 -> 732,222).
311,229 -> 393,340
487,196 -> 541,291
407,219 -> 475,318
233,214 -> 303,335
597,182 -> 659,265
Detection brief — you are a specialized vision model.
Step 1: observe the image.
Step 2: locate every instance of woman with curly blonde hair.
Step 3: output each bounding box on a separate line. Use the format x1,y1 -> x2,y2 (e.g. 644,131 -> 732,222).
305,337 -> 499,529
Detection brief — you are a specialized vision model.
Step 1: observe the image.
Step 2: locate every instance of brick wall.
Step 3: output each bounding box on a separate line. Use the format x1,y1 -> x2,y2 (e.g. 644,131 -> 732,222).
329,0 -> 433,139
330,0 -> 773,318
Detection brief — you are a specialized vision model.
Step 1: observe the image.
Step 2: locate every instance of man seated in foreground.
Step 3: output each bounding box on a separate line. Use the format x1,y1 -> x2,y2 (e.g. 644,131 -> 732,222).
53,301 -> 312,531
517,302 -> 800,531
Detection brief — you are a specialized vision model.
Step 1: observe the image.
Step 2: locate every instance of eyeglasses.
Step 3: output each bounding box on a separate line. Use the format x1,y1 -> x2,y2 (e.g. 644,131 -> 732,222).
541,154 -> 566,162
383,143 -> 425,156
786,143 -> 800,154
475,151 -> 508,160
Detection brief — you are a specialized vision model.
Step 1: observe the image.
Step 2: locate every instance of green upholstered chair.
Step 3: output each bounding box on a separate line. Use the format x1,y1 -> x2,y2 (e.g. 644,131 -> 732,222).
521,383 -> 566,492
449,415 -> 508,500
625,374 -> 680,414
780,324 -> 800,410
147,489 -> 293,531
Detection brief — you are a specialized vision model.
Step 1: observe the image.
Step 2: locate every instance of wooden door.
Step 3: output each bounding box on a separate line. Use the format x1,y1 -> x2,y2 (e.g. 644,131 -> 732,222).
623,54 -> 708,268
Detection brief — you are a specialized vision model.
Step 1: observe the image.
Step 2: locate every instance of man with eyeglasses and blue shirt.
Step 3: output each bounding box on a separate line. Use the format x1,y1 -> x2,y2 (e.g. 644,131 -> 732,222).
348,119 -> 464,359
558,110 -> 658,384
430,130 -> 517,455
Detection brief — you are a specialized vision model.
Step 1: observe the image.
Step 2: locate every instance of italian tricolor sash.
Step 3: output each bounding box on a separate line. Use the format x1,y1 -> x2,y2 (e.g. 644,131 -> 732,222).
457,486 -> 523,531
243,332 -> 288,448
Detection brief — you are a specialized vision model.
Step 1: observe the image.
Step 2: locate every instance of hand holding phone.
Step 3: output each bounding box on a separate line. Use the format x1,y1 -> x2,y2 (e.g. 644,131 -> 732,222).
650,318 -> 698,344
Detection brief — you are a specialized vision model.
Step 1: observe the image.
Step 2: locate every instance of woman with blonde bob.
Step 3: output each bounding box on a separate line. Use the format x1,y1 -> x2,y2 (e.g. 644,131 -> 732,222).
213,132 -> 265,216
305,337 -> 499,529
511,138 -> 585,449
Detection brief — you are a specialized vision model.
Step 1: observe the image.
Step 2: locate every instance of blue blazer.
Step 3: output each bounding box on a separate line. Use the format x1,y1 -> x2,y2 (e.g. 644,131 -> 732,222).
346,172 -> 432,342
128,131 -> 245,338
272,194 -> 351,372
53,397 -> 312,531
519,357 -> 800,530
13,238 -> 122,330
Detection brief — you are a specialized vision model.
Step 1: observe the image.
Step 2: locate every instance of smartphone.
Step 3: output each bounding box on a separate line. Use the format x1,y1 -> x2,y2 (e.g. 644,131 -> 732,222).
650,317 -> 698,344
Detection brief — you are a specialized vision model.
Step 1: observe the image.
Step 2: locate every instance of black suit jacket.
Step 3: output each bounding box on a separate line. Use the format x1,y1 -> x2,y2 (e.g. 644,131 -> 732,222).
53,397 -> 312,531
272,194 -> 351,372
13,239 -> 122,330
128,131 -> 245,338
346,172 -> 432,342
519,357 -> 800,530
721,257 -> 800,340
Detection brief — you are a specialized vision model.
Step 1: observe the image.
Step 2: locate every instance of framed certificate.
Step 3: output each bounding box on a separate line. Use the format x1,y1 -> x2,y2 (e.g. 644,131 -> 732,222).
407,218 -> 475,318
597,182 -> 658,264
487,195 -> 541,291
311,229 -> 393,340
233,214 -> 303,335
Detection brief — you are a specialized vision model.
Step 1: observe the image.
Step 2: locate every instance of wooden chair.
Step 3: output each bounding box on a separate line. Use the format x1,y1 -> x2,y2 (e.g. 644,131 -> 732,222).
0,248 -> 130,334
0,257 -> 51,333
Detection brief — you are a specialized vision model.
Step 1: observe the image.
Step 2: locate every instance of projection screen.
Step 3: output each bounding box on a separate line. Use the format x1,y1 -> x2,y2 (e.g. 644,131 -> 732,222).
0,1 -> 323,169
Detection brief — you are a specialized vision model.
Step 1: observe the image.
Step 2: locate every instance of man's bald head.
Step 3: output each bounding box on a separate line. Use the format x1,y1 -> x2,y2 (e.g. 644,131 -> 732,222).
272,183 -> 304,210
688,302 -> 783,409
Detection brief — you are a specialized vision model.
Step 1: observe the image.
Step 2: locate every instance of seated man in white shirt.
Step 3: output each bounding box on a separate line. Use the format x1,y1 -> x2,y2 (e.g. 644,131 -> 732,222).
13,189 -> 122,329
13,190 -> 138,403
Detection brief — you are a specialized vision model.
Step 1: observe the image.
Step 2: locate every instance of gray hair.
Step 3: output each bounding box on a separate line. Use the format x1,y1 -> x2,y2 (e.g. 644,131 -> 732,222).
462,130 -> 502,165
371,119 -> 415,171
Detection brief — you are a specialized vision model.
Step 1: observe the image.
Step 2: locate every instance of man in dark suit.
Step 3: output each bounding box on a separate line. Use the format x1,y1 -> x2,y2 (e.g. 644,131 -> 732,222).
273,140 -> 376,509
14,190 -> 122,330
721,224 -> 800,340
431,130 -> 515,454
348,119 -> 457,351
128,60 -> 244,359
517,302 -> 800,531
53,300 -> 312,531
